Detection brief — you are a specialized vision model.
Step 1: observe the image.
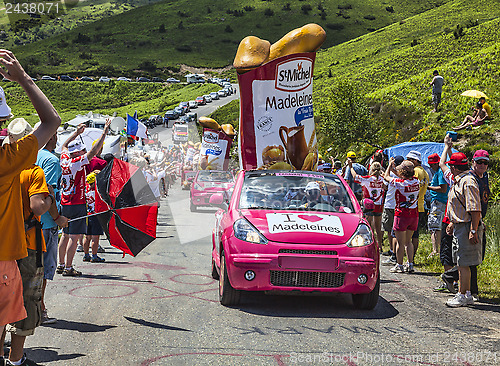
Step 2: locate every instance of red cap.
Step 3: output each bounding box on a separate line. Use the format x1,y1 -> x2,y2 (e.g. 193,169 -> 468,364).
427,153 -> 440,164
445,152 -> 468,166
473,149 -> 489,161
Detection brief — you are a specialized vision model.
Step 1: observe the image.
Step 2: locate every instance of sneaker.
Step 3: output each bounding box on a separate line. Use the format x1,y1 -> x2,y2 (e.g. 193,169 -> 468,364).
446,293 -> 470,307
389,264 -> 404,273
90,255 -> 105,263
433,282 -> 449,292
382,256 -> 397,266
76,245 -> 84,252
41,309 -> 57,325
441,273 -> 458,294
97,245 -> 106,253
5,354 -> 27,366
404,262 -> 415,273
83,254 -> 91,262
471,294 -> 479,302
62,267 -> 82,277
56,264 -> 65,274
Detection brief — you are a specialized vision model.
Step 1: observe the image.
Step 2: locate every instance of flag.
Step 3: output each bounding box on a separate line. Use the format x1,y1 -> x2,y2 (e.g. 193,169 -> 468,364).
127,114 -> 148,139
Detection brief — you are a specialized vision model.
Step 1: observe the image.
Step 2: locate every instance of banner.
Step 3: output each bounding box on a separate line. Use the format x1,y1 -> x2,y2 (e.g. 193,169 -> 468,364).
238,52 -> 318,171
199,128 -> 233,170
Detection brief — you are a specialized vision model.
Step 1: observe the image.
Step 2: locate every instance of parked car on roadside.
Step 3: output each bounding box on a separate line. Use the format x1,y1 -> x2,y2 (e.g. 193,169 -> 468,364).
195,96 -> 205,105
217,89 -> 227,97
148,115 -> 163,126
166,78 -> 180,83
99,76 -> 111,82
174,106 -> 185,116
210,92 -> 219,100
188,100 -> 198,109
41,75 -> 56,81
203,95 -> 212,103
80,76 -> 94,82
152,77 -> 164,83
187,112 -> 197,122
136,77 -> 151,82
164,110 -> 179,121
117,77 -> 131,82
178,115 -> 190,124
60,75 -> 74,81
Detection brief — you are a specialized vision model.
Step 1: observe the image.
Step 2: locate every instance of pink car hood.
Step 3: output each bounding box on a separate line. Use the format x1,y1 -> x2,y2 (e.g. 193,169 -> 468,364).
240,209 -> 362,245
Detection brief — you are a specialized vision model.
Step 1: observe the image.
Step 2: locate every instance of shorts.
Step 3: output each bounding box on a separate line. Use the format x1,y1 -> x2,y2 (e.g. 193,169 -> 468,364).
428,200 -> 446,232
393,214 -> 418,232
61,204 -> 87,235
382,208 -> 395,232
86,215 -> 104,236
440,222 -> 455,267
432,92 -> 441,105
7,249 -> 43,335
412,211 -> 427,239
452,221 -> 483,267
43,227 -> 59,280
472,118 -> 484,127
0,260 -> 27,327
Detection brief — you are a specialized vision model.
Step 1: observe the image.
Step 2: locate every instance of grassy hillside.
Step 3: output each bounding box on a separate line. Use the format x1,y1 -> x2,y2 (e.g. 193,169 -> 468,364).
8,0 -> 451,76
0,80 -> 219,124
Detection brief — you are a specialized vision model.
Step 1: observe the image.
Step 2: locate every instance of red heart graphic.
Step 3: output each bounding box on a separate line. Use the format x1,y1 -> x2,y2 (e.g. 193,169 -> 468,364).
298,215 -> 323,223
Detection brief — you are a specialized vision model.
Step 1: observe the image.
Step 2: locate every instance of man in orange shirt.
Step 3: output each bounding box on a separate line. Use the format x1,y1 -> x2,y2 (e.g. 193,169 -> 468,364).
2,120 -> 54,364
0,50 -> 61,365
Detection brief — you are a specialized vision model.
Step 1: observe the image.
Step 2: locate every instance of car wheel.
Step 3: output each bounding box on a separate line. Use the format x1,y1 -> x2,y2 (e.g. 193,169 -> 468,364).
190,201 -> 197,212
211,259 -> 220,280
219,250 -> 240,306
352,275 -> 380,310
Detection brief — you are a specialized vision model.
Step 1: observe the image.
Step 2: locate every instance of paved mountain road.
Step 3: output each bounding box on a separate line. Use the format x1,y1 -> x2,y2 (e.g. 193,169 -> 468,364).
20,86 -> 500,366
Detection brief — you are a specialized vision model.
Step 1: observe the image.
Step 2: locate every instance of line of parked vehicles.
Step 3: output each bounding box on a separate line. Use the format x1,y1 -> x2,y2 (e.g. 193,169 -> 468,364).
11,75 -> 182,83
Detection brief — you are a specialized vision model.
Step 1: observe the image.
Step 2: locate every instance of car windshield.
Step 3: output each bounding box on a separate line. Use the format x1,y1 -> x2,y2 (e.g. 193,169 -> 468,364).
239,171 -> 355,213
198,171 -> 233,182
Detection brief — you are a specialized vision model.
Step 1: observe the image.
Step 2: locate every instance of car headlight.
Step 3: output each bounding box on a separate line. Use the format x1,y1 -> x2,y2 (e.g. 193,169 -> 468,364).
233,218 -> 268,244
346,223 -> 373,247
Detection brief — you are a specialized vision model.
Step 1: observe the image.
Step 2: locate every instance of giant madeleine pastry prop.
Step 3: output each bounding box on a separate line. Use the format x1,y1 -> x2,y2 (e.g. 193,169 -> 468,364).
233,24 -> 326,73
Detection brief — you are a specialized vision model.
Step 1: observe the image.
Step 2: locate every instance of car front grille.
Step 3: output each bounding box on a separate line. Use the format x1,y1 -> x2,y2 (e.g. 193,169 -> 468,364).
278,249 -> 338,256
270,270 -> 345,288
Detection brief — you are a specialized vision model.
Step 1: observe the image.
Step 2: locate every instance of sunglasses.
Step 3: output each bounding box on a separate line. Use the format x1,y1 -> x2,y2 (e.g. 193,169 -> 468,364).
475,160 -> 489,165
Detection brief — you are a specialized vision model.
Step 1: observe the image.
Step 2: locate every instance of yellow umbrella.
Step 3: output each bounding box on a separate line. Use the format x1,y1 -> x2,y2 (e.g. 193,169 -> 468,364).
461,90 -> 488,99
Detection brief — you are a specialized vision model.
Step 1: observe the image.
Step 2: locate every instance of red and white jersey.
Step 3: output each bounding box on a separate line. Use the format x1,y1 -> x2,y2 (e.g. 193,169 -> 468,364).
85,182 -> 95,214
354,175 -> 386,206
60,152 -> 89,205
442,168 -> 455,186
388,177 -> 420,216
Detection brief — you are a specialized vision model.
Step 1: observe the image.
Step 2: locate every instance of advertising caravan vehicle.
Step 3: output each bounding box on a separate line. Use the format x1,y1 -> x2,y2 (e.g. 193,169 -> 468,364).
190,170 -> 234,212
172,123 -> 189,144
211,170 -> 380,309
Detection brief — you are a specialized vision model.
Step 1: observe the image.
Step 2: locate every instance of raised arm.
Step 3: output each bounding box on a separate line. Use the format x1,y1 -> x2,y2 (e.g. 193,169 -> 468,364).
87,119 -> 111,160
61,123 -> 86,151
439,134 -> 453,174
0,50 -> 61,149
383,157 -> 395,182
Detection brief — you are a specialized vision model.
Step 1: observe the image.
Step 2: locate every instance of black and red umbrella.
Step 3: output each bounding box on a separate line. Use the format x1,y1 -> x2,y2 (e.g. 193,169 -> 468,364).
95,158 -> 158,257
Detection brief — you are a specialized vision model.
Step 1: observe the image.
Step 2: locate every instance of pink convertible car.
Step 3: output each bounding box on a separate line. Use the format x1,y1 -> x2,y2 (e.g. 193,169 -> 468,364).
190,170 -> 234,212
210,170 -> 380,309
